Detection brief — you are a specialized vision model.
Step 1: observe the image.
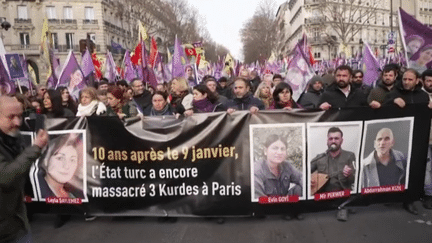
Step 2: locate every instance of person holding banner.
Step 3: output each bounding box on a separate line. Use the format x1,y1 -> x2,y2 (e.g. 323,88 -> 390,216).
383,69 -> 429,108
131,78 -> 152,114
106,86 -> 137,119
37,133 -> 84,199
318,65 -> 367,110
191,84 -> 225,113
0,96 -> 48,243
76,87 -> 107,116
226,77 -> 265,114
254,134 -> 303,197
368,65 -> 398,109
143,91 -> 175,116
361,128 -> 407,188
268,82 -> 299,110
170,77 -> 193,116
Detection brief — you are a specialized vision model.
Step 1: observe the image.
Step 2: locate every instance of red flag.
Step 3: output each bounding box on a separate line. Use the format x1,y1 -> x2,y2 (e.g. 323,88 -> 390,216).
308,47 -> 316,65
196,54 -> 201,66
91,52 -> 102,80
185,48 -> 197,57
131,42 -> 142,65
149,37 -> 158,68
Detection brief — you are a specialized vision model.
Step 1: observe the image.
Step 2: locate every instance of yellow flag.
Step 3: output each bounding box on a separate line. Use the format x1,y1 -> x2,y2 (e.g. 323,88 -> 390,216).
138,20 -> 148,41
40,18 -> 52,80
268,52 -> 276,64
167,47 -> 172,63
224,53 -> 234,69
339,43 -> 351,58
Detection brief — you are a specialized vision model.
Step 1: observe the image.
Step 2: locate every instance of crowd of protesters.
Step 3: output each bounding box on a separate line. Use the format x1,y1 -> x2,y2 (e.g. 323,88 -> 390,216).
3,63 -> 432,227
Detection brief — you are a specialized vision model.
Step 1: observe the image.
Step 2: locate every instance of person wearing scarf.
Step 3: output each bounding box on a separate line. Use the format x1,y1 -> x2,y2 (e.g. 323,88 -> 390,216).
269,82 -> 300,110
170,77 -> 193,115
254,82 -> 274,109
191,85 -> 225,114
144,91 -> 175,116
106,86 -> 137,119
76,87 -> 106,116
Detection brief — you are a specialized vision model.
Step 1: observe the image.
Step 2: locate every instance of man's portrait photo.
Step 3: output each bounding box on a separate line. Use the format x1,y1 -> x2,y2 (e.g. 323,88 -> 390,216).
307,122 -> 362,197
250,123 -> 306,202
360,118 -> 413,190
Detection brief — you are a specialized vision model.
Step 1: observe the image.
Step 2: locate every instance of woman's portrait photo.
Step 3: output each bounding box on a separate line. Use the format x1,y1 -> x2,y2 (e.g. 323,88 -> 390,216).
34,131 -> 87,201
250,124 -> 306,202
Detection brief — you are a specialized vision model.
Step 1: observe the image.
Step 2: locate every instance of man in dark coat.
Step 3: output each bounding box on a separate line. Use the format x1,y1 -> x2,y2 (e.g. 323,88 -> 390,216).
0,96 -> 48,242
383,69 -> 429,108
318,65 -> 367,110
131,78 -> 152,113
226,77 -> 265,113
297,75 -> 324,109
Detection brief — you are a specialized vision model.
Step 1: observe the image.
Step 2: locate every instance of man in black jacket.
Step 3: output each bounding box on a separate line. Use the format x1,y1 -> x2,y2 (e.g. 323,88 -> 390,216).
227,77 -> 265,113
318,65 -> 367,110
383,69 -> 429,108
0,96 -> 48,243
131,78 -> 152,113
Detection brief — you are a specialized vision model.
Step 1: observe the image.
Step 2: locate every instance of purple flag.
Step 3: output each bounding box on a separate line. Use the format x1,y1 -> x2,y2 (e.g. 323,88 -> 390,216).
285,44 -> 315,101
123,50 -> 136,83
399,8 -> 432,74
0,58 -> 15,94
172,36 -> 185,78
81,49 -> 95,78
362,43 -> 380,86
56,50 -> 85,101
104,51 -> 117,82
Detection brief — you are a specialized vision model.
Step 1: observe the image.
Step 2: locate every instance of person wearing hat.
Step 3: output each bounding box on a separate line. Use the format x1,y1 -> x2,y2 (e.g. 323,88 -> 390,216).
297,75 -> 324,109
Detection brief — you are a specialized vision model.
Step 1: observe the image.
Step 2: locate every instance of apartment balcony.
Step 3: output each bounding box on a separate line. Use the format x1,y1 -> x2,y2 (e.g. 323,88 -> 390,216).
7,44 -> 40,55
309,37 -> 324,45
13,18 -> 34,31
61,19 -> 77,25
57,44 -> 80,53
14,18 -> 31,24
83,19 -> 99,30
83,19 -> 98,25
48,19 -> 61,24
305,17 -> 326,25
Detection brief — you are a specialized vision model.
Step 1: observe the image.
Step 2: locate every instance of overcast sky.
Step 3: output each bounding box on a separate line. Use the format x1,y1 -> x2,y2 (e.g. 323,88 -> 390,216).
187,0 -> 287,61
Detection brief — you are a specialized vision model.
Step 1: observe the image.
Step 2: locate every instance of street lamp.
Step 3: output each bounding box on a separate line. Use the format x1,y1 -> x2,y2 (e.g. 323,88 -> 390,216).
0,17 -> 11,42
359,38 -> 363,55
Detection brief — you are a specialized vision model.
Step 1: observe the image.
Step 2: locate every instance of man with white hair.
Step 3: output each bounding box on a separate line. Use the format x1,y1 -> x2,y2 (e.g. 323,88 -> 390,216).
362,128 -> 407,188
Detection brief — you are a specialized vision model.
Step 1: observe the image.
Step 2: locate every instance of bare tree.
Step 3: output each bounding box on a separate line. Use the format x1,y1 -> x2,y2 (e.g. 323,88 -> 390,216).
240,0 -> 277,64
316,0 -> 379,46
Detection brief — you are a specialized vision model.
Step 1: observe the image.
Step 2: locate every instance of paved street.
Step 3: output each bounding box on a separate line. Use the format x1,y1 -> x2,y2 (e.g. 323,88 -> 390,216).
31,201 -> 432,243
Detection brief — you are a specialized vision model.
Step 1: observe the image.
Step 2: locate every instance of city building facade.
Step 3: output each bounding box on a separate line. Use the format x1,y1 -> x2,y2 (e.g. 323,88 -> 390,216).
0,0 -> 167,84
276,0 -> 429,61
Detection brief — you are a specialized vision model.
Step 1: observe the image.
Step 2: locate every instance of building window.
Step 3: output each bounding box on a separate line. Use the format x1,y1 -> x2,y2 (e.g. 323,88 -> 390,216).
66,33 -> 74,50
17,5 -> 28,19
85,7 -> 95,20
63,6 -> 73,20
51,33 -> 58,50
46,6 -> 56,19
20,33 -> 30,47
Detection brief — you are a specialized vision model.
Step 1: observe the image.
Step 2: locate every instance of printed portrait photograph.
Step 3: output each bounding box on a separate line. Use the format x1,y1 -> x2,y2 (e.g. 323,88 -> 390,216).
21,131 -> 37,201
359,117 -> 413,190
33,130 -> 88,202
5,53 -> 25,79
250,123 -> 306,202
307,121 -> 363,198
